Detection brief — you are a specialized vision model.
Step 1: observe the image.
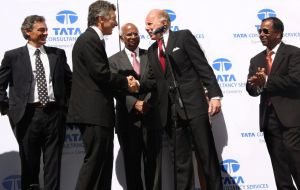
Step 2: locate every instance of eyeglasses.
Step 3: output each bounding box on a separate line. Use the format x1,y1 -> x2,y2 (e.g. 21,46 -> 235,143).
258,28 -> 270,35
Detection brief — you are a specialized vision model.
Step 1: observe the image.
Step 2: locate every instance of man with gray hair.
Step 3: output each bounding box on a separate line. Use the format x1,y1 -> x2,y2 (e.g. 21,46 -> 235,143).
0,15 -> 72,190
67,1 -> 138,189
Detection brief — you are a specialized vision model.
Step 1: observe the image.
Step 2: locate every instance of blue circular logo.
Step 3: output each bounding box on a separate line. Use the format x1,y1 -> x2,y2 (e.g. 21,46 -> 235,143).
220,159 -> 240,174
212,58 -> 232,72
257,9 -> 276,20
56,10 -> 78,24
164,9 -> 176,22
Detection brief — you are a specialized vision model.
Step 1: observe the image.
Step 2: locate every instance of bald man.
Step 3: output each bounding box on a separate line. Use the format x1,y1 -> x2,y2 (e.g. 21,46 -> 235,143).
142,9 -> 223,190
109,23 -> 159,190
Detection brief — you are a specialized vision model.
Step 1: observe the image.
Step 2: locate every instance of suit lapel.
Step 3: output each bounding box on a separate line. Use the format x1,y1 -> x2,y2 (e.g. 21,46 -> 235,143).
150,43 -> 165,77
20,46 -> 33,82
44,46 -> 57,78
270,43 -> 285,74
120,50 -> 133,70
139,49 -> 148,79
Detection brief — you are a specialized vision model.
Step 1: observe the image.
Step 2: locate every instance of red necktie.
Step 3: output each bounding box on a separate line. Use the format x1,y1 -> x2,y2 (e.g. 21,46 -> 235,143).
131,52 -> 140,76
158,40 -> 166,72
266,51 -> 274,75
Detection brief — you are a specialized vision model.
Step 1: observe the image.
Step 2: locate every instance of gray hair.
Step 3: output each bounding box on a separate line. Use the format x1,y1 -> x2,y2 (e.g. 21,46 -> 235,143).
21,15 -> 45,40
87,0 -> 116,27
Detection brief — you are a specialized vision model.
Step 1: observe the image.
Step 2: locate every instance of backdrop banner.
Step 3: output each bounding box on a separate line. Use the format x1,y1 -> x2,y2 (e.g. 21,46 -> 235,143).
1,0 -> 300,189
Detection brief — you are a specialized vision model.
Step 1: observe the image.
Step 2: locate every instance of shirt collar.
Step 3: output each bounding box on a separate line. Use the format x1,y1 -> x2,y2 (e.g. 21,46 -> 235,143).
124,47 -> 139,57
90,26 -> 104,41
268,42 -> 281,54
27,43 -> 46,56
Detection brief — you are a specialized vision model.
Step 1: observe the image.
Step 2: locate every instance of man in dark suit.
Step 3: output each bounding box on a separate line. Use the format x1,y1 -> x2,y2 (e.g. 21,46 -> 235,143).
247,17 -> 300,190
0,15 -> 72,190
109,23 -> 159,190
142,9 -> 223,190
67,1 -> 138,190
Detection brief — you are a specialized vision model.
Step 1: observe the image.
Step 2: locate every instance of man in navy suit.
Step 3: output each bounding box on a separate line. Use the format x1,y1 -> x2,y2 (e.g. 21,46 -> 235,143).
0,15 -> 72,190
247,17 -> 300,190
109,23 -> 159,190
67,1 -> 138,189
141,9 -> 223,190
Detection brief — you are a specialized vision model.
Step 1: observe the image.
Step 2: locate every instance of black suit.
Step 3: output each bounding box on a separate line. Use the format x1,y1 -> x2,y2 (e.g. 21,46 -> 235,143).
109,49 -> 159,190
246,42 -> 300,189
143,30 -> 223,190
0,45 -> 72,190
67,27 -> 128,190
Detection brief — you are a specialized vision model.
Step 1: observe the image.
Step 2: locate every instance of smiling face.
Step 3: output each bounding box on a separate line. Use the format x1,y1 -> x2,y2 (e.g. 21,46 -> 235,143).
259,19 -> 282,50
145,9 -> 168,40
121,23 -> 140,52
26,21 -> 48,48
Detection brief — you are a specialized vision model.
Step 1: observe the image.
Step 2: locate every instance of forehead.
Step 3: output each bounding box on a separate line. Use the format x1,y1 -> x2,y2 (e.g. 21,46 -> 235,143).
123,25 -> 138,32
32,21 -> 47,29
261,19 -> 273,28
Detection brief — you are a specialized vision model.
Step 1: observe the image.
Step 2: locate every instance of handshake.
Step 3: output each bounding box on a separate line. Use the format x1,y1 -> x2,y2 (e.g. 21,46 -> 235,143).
127,76 -> 139,93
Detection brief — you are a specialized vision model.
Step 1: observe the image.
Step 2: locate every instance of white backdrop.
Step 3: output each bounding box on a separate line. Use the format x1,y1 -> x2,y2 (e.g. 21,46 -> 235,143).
1,0 -> 300,190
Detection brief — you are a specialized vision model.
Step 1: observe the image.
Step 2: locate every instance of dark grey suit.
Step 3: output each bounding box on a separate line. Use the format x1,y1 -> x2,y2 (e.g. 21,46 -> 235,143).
109,48 -> 159,190
0,45 -> 72,190
247,42 -> 300,189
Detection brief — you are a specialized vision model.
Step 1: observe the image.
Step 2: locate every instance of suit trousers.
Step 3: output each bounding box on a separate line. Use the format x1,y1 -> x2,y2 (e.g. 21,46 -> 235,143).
15,105 -> 65,190
155,111 -> 223,190
75,124 -> 114,190
264,105 -> 300,190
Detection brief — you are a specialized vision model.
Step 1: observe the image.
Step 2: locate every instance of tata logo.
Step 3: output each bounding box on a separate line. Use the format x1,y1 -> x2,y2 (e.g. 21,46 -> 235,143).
2,175 -> 21,190
212,58 -> 236,82
164,9 -> 179,32
56,10 -> 78,24
53,10 -> 81,36
220,159 -> 244,185
257,9 -> 276,21
221,159 -> 240,174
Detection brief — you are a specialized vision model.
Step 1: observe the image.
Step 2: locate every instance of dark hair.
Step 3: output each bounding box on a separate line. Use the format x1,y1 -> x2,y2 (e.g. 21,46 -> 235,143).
262,17 -> 284,38
21,15 -> 45,40
87,0 -> 116,27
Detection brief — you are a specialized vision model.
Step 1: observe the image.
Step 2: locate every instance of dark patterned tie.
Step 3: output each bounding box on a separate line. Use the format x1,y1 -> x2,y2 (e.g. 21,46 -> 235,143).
35,49 -> 49,106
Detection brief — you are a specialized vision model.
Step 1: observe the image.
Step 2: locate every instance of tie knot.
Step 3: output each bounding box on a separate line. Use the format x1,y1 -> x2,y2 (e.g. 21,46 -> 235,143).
131,52 -> 136,57
35,49 -> 41,56
267,50 -> 274,57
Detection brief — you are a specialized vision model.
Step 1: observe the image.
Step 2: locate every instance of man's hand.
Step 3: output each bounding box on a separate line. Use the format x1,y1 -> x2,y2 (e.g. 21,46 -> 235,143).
208,99 -> 221,116
134,100 -> 149,114
127,76 -> 139,93
248,67 -> 266,87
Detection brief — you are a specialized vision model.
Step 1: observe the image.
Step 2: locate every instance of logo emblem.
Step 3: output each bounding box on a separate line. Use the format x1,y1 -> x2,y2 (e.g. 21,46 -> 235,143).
164,9 -> 176,22
56,10 -> 78,24
2,175 -> 21,190
212,58 -> 232,72
220,159 -> 240,174
257,9 -> 276,20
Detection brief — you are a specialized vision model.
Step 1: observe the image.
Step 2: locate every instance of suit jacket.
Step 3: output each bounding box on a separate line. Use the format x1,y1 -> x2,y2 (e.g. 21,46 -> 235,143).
109,48 -> 155,132
143,30 -> 222,127
67,27 -> 128,127
0,45 -> 72,125
246,42 -> 300,130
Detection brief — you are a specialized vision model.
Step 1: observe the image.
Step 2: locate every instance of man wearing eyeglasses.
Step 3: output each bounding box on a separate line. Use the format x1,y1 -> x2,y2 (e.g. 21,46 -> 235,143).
247,17 -> 300,190
109,23 -> 159,190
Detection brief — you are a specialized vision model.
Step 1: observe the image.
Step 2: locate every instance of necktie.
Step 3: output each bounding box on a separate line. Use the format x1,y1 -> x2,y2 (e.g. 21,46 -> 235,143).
131,52 -> 140,76
35,49 -> 49,106
266,51 -> 274,75
158,40 -> 166,72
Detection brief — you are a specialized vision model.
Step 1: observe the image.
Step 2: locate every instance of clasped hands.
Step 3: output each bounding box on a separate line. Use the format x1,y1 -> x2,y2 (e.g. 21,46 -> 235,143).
247,67 -> 266,87
127,76 -> 139,93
